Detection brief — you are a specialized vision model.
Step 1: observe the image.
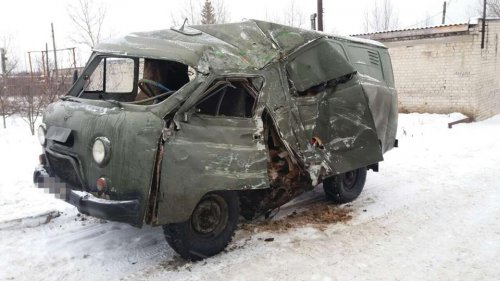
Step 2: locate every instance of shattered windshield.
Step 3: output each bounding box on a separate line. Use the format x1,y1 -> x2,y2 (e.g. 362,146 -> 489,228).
78,56 -> 196,104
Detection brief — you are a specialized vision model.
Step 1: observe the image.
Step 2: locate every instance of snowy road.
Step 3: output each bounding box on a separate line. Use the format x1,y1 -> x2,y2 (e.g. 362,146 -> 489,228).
1,113 -> 499,281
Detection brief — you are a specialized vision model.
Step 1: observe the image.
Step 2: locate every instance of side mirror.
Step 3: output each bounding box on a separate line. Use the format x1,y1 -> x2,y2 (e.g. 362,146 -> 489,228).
72,70 -> 79,84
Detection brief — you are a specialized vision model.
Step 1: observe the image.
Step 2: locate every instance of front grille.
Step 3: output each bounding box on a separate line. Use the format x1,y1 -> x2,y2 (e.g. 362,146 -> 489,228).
46,150 -> 83,189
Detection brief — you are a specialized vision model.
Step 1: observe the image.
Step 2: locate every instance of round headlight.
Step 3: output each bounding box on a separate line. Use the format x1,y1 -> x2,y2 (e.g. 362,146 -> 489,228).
92,137 -> 111,166
37,125 -> 46,146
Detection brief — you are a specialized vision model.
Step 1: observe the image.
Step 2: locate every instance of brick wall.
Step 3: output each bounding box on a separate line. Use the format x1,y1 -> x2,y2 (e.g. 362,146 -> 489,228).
369,20 -> 500,120
474,20 -> 500,119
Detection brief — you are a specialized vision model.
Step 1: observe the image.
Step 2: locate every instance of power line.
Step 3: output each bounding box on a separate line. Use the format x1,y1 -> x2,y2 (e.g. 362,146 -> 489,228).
401,0 -> 458,30
446,15 -> 457,23
403,11 -> 443,29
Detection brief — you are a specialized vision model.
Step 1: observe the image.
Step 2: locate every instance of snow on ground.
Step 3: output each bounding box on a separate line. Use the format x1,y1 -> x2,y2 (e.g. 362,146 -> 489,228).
0,113 -> 499,281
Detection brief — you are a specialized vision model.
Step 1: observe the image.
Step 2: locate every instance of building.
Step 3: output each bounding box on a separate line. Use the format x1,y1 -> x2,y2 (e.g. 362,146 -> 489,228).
354,18 -> 500,120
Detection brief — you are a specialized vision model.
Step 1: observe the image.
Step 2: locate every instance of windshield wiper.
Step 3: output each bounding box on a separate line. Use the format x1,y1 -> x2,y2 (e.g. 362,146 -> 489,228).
104,99 -> 123,108
98,94 -> 123,108
60,96 -> 81,103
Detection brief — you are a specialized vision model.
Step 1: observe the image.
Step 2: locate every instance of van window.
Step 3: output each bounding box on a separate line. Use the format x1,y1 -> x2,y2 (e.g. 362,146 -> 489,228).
346,45 -> 384,82
380,52 -> 395,87
287,39 -> 355,93
85,57 -> 135,93
78,56 -> 196,103
195,80 -> 256,118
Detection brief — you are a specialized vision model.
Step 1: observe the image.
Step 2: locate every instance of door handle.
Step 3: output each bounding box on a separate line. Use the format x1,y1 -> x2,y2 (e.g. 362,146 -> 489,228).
253,133 -> 263,141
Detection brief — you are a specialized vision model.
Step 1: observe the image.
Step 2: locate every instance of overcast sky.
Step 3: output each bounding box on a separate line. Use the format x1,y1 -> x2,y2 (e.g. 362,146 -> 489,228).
0,0 -> 479,72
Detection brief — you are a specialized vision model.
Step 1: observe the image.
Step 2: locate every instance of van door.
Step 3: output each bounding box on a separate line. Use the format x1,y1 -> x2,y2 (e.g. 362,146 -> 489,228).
345,45 -> 398,153
286,38 -> 383,180
155,78 -> 269,224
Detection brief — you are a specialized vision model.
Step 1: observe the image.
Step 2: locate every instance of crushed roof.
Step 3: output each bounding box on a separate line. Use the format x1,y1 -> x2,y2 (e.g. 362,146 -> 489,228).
94,20 -> 385,73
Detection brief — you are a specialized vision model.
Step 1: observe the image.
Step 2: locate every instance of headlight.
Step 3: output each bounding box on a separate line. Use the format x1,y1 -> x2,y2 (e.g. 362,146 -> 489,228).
92,137 -> 111,166
37,124 -> 46,146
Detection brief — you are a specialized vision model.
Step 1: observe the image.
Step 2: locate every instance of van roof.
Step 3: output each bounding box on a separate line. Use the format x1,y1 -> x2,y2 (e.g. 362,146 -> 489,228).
94,20 -> 386,73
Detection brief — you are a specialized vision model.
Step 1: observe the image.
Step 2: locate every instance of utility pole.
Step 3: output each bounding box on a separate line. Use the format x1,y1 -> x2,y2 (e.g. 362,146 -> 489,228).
310,13 -> 317,30
481,0 -> 487,49
45,43 -> 50,79
317,0 -> 323,31
442,1 -> 447,25
41,49 -> 46,78
1,48 -> 8,129
0,48 -> 6,77
27,52 -> 34,78
51,23 -> 58,78
71,48 -> 77,70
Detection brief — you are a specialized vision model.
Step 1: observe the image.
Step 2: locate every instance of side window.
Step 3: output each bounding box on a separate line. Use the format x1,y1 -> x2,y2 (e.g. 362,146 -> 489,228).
286,39 -> 355,94
195,80 -> 257,118
84,57 -> 135,93
105,58 -> 135,93
87,59 -> 104,91
346,45 -> 384,81
380,52 -> 395,87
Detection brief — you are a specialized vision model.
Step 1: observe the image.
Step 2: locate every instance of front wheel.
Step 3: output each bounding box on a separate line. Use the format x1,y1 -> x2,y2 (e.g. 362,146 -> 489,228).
323,167 -> 367,203
162,191 -> 239,261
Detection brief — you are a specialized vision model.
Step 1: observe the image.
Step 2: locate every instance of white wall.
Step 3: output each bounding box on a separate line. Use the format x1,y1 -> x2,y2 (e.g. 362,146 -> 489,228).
382,20 -> 500,120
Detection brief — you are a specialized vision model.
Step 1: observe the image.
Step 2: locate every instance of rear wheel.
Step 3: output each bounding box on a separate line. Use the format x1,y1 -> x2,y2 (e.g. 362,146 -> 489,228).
162,191 -> 239,261
323,167 -> 367,203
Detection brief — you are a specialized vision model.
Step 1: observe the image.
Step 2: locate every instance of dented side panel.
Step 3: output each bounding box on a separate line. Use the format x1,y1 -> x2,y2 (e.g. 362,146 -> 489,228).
259,66 -> 305,157
292,79 -> 383,176
156,115 -> 268,224
284,38 -> 383,176
303,79 -> 383,175
361,79 -> 398,154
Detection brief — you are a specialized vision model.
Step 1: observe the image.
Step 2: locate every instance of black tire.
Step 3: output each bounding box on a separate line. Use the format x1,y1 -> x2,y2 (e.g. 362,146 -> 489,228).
162,191 -> 239,261
323,167 -> 367,203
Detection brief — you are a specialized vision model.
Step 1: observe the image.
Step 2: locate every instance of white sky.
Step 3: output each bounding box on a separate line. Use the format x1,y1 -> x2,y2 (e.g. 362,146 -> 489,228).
0,0 -> 477,72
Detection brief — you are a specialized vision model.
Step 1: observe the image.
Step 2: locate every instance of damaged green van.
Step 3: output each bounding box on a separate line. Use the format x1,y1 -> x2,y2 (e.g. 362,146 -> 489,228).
33,20 -> 398,260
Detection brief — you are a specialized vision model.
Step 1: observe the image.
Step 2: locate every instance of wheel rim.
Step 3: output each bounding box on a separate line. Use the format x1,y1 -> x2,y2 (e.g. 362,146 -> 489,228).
191,194 -> 229,238
342,170 -> 358,190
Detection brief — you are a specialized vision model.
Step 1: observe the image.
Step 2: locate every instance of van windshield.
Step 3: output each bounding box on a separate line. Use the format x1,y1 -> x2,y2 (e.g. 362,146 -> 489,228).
77,56 -> 196,104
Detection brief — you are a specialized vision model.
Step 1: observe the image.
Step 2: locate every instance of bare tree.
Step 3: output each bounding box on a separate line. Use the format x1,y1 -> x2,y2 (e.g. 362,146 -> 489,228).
423,11 -> 434,27
0,81 -> 12,129
475,0 -> 500,17
67,0 -> 106,49
263,9 -> 281,24
0,36 -> 19,129
260,0 -> 304,28
14,74 -> 71,135
364,0 -> 399,33
213,0 -> 229,24
171,0 -> 201,26
283,0 -> 305,28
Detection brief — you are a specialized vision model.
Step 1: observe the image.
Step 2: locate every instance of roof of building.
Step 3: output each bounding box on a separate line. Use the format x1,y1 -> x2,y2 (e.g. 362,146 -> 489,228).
351,22 -> 469,37
94,20 -> 385,73
352,18 -> 500,41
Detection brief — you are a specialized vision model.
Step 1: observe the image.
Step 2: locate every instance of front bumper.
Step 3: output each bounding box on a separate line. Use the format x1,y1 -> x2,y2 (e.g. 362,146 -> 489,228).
33,165 -> 141,224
